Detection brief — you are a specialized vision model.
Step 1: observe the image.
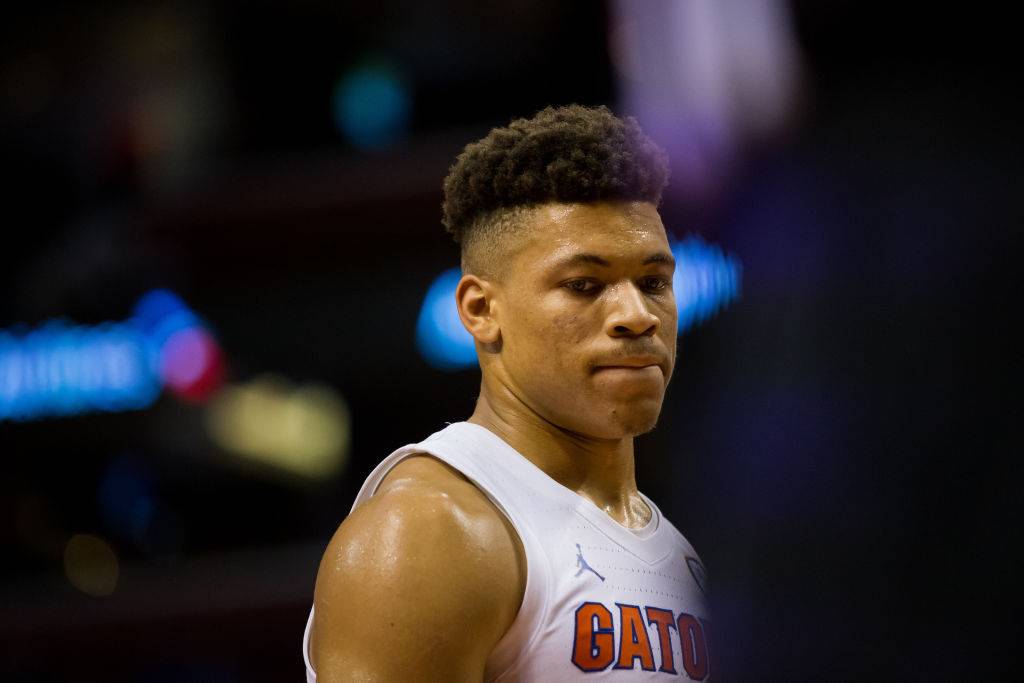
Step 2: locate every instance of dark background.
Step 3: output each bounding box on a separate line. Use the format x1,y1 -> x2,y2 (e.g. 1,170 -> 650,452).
1,1 -> 1019,680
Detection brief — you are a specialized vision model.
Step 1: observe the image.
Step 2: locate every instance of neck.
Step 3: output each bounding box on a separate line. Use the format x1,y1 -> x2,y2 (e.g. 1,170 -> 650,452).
467,379 -> 651,529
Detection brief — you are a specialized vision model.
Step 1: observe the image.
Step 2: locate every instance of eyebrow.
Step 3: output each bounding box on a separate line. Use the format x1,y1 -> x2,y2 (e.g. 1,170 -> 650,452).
555,252 -> 676,269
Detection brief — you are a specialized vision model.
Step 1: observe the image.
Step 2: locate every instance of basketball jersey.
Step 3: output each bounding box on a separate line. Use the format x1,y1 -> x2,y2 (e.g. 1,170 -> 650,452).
303,421 -> 713,681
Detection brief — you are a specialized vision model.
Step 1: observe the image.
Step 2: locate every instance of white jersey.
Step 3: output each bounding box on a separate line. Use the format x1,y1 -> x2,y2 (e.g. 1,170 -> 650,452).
303,421 -> 713,681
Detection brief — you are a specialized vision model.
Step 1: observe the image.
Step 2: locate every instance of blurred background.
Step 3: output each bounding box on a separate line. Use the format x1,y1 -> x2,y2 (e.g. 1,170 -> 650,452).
1,1 -> 1019,680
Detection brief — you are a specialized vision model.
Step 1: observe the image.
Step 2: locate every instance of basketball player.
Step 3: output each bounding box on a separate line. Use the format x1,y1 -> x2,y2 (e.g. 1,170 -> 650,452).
303,105 -> 712,681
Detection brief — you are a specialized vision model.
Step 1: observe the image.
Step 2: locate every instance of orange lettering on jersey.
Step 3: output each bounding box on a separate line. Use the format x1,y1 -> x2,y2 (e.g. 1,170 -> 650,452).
614,603 -> 656,671
644,606 -> 678,674
572,602 -> 615,671
677,612 -> 709,680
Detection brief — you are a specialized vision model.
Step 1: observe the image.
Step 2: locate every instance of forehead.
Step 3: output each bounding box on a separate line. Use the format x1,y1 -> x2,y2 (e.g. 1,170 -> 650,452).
520,201 -> 669,265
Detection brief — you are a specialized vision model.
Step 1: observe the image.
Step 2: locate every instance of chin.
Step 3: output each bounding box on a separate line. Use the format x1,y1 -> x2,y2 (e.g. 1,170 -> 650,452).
616,413 -> 661,438
585,406 -> 663,440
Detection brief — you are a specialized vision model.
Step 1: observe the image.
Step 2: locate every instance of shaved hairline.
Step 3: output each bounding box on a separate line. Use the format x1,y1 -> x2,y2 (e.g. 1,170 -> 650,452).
459,205 -> 538,282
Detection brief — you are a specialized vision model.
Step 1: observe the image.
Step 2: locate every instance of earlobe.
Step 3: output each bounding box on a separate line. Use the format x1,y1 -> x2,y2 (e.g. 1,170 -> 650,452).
455,274 -> 502,345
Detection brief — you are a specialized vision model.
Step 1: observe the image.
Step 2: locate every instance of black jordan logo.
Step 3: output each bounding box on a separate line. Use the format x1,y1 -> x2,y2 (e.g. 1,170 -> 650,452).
575,543 -> 605,582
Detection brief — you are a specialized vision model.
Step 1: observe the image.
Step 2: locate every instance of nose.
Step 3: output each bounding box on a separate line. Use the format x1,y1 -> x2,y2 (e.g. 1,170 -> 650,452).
605,281 -> 660,337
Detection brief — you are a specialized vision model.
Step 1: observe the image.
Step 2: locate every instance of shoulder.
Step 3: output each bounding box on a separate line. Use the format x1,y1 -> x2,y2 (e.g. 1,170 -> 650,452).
324,453 -> 526,590
311,454 -> 526,680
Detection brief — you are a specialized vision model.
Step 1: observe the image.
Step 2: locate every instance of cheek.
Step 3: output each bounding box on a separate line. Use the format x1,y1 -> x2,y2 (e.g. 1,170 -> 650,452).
662,325 -> 677,360
512,306 -> 590,375
548,310 -> 590,345
538,309 -> 596,373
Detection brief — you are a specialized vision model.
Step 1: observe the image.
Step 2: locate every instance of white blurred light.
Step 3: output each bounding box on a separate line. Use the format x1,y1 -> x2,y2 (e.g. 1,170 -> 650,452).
611,0 -> 803,199
204,375 -> 350,480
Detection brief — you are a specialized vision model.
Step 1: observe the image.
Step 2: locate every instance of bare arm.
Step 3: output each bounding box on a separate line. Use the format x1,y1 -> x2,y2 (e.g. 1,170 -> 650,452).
311,456 -> 526,682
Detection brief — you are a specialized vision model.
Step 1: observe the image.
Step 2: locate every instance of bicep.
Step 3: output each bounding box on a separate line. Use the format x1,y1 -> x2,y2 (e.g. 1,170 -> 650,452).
311,489 -> 519,682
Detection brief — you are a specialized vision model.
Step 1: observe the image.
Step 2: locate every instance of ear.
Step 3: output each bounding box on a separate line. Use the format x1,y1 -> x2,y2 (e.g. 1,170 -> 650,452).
455,273 -> 501,345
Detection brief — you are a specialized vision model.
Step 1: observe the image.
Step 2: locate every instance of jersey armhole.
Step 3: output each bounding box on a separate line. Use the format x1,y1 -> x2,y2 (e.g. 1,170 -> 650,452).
357,445 -> 552,682
302,605 -> 316,682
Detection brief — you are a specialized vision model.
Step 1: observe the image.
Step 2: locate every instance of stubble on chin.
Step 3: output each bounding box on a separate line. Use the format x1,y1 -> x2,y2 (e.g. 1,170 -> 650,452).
619,412 -> 661,438
588,402 -> 663,439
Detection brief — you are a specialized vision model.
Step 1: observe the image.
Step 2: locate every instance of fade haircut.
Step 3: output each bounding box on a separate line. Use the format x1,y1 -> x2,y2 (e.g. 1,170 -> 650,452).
441,104 -> 670,279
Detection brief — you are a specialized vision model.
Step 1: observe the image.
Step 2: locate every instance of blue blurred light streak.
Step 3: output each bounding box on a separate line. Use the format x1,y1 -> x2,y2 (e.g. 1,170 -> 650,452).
0,289 -> 219,422
0,321 -> 161,420
672,235 -> 742,332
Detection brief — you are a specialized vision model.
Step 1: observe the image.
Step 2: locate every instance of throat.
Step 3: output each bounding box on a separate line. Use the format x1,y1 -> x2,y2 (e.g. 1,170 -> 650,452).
467,388 -> 649,527
579,489 -> 653,530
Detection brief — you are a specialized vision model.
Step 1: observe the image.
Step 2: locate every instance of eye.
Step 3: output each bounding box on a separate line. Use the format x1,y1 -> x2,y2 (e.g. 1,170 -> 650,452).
564,279 -> 600,295
641,276 -> 671,293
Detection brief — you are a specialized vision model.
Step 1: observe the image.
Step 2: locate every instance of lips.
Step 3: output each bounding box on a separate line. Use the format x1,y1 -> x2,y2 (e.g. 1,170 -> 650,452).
591,355 -> 664,373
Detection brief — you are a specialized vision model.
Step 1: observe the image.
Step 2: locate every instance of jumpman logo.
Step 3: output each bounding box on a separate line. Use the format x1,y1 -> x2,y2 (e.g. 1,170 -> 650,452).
575,543 -> 605,582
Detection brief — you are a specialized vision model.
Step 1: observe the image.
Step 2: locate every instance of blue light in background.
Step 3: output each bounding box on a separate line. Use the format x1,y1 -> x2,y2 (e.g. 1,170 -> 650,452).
415,239 -> 742,371
98,456 -> 156,543
96,453 -> 185,557
132,289 -> 200,376
415,267 -> 477,371
0,288 -> 221,422
132,289 -> 199,351
0,321 -> 161,421
332,57 -> 411,150
671,235 -> 742,332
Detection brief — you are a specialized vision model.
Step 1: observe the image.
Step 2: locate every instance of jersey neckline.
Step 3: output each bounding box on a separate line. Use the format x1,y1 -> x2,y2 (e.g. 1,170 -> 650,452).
454,421 -> 666,551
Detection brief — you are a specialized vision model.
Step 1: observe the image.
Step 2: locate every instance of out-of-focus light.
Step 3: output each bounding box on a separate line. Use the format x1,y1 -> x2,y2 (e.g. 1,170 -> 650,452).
671,236 -> 743,332
97,455 -> 183,558
414,242 -> 742,371
160,327 -> 224,402
205,375 -> 350,481
132,288 -> 224,402
415,268 -> 477,371
0,322 -> 161,420
611,0 -> 803,200
0,288 -> 224,422
132,288 -> 197,351
332,57 -> 411,150
98,456 -> 155,543
64,534 -> 119,597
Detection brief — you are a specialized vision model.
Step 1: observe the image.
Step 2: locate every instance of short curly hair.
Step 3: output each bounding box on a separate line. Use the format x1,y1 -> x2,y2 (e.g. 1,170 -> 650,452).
441,104 -> 669,276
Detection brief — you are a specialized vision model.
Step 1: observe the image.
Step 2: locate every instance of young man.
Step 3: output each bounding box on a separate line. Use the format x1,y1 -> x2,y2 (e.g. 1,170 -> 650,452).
303,105 -> 712,681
